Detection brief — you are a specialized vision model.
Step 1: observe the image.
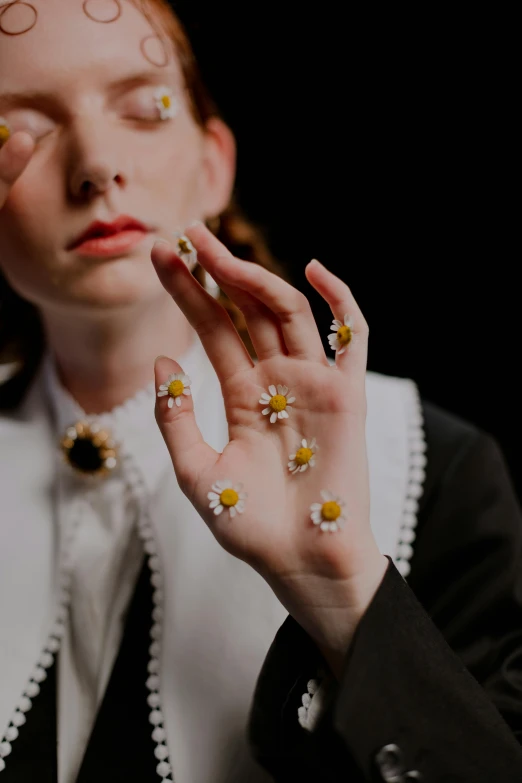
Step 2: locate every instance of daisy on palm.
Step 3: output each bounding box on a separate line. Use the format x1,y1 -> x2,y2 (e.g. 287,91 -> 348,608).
288,438 -> 317,474
259,384 -> 296,424
310,490 -> 347,533
208,480 -> 247,518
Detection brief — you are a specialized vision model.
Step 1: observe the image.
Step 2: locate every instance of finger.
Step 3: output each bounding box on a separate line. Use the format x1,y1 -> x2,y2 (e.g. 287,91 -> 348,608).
305,259 -> 369,378
0,131 -> 35,207
151,239 -> 254,384
201,270 -> 286,360
154,355 -> 218,495
185,223 -> 328,363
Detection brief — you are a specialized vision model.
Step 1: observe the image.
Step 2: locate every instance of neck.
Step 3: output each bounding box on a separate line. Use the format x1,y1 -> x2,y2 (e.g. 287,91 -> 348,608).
40,295 -> 194,415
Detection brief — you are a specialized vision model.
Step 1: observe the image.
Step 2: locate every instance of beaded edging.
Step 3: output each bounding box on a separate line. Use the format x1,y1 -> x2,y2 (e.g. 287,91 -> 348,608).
394,381 -> 426,579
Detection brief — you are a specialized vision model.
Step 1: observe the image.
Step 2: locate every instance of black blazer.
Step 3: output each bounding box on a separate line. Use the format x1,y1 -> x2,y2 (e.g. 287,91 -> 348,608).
248,401 -> 522,782
3,401 -> 522,782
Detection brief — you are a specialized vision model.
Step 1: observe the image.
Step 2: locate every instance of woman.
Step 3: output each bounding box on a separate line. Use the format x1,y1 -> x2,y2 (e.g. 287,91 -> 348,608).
0,2 -> 521,782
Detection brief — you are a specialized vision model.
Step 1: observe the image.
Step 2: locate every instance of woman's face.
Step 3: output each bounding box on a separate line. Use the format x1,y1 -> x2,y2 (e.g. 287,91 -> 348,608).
0,0 -> 233,314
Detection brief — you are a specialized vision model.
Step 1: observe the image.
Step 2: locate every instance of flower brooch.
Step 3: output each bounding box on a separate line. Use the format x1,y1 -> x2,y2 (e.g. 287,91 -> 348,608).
157,373 -> 192,408
259,384 -> 295,424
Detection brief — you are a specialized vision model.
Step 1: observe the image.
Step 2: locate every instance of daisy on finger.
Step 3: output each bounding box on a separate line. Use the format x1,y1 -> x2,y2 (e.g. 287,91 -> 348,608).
208,480 -> 247,518
288,438 -> 317,475
157,373 -> 192,408
310,490 -> 347,533
172,231 -> 198,271
259,384 -> 296,424
328,314 -> 353,355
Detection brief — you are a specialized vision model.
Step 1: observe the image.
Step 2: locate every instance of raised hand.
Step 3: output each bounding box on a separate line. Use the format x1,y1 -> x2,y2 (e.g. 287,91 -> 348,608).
151,223 -> 388,675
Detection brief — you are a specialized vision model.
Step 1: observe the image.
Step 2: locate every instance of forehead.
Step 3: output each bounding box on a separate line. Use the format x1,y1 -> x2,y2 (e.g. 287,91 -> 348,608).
0,0 -> 180,96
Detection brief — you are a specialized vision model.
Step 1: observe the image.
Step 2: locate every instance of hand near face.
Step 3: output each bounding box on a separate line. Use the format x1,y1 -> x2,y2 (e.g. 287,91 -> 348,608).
0,130 -> 34,210
151,224 -> 388,673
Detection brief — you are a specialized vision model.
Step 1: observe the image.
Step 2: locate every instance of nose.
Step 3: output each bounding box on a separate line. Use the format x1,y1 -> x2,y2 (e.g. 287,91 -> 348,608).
67,116 -> 127,201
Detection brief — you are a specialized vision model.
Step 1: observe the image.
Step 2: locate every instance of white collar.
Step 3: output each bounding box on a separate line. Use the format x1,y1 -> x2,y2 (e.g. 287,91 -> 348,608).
40,335 -> 209,497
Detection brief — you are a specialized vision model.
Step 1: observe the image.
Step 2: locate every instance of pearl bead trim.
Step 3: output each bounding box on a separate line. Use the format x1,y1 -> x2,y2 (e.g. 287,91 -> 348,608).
121,450 -> 175,781
394,381 -> 426,580
0,490 -> 85,774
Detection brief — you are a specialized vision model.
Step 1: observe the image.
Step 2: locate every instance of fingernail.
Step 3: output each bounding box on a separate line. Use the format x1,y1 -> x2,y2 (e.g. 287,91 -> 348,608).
187,219 -> 203,228
153,239 -> 170,250
155,355 -> 168,362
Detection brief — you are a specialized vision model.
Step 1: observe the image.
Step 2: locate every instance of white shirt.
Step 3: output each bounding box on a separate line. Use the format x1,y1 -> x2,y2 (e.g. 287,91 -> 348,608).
42,340 -> 197,783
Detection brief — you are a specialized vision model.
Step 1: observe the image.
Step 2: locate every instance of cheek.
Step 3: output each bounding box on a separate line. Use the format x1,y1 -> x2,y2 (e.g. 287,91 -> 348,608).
143,128 -> 204,210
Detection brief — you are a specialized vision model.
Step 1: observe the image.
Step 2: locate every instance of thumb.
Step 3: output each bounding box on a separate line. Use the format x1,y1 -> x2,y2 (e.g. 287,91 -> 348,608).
154,355 -> 217,493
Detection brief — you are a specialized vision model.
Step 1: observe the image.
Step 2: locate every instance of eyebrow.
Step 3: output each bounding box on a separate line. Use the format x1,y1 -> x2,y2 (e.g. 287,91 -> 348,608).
0,69 -> 175,110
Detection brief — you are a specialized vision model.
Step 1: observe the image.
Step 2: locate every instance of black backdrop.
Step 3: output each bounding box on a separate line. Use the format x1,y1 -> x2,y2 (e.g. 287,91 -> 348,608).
184,5 -> 519,498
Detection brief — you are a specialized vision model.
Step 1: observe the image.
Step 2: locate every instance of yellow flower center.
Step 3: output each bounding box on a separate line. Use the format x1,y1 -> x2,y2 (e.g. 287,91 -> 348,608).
337,324 -> 352,346
269,394 -> 287,412
295,447 -> 313,465
168,379 -> 184,397
178,237 -> 192,255
161,94 -> 171,109
220,488 -> 239,507
321,501 -> 341,521
0,124 -> 10,145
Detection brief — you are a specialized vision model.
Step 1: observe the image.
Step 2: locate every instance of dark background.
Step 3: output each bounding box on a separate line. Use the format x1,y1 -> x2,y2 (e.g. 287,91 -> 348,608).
185,5 -> 519,498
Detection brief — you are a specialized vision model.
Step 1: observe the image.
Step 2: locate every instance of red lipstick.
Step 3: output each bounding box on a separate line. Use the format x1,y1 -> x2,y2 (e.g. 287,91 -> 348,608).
68,215 -> 151,258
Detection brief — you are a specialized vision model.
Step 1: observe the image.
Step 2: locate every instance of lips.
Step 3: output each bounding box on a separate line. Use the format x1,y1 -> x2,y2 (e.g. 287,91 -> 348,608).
68,215 -> 149,251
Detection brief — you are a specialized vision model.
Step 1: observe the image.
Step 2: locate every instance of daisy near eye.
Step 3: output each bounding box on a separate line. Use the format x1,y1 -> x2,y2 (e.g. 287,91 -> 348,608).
157,373 -> 192,408
310,490 -> 347,533
0,117 -> 11,148
328,314 -> 353,355
208,480 -> 247,518
288,438 -> 317,475
259,385 -> 296,424
154,86 -> 179,120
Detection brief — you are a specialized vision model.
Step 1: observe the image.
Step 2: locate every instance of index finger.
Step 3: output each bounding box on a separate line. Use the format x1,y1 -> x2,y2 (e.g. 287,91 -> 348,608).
0,131 -> 35,208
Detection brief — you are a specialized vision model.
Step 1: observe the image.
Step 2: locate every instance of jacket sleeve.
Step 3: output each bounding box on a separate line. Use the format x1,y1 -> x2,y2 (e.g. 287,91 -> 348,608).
248,409 -> 522,783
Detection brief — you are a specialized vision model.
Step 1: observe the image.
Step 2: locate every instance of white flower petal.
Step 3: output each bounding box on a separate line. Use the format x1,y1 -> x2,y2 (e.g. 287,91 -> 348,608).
289,453 -> 296,461
301,439 -> 307,448
270,412 -> 277,423
309,458 -> 316,467
157,390 -> 168,397
337,346 -> 346,355
236,501 -> 245,513
209,500 -> 220,509
168,397 -> 174,409
343,314 -> 351,325
310,438 -> 317,449
320,522 -> 330,532
159,384 -> 168,391
260,393 -> 271,401
207,491 -> 219,500
229,505 -> 237,518
279,410 -> 289,419
279,385 -> 289,396
310,503 -> 322,511
175,396 -> 182,407
213,505 -> 224,515
268,385 -> 277,396
300,464 -> 308,472
285,405 -> 293,411
181,374 -> 190,384
286,396 -> 296,404
311,515 -> 322,525
182,388 -> 191,395
262,408 -> 271,415
329,522 -> 338,532
288,461 -> 296,469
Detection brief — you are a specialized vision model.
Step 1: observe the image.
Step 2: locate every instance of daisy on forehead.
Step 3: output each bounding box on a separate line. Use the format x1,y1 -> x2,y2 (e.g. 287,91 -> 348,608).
259,385 -> 296,424
157,373 -> 192,408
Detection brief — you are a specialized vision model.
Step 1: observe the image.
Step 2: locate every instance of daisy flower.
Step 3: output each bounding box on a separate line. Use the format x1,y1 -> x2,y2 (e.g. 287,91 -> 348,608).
259,384 -> 296,424
310,490 -> 347,533
208,480 -> 247,518
0,117 -> 11,148
172,232 -> 198,271
154,86 -> 179,120
157,373 -> 192,408
288,438 -> 317,475
328,314 -> 353,355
